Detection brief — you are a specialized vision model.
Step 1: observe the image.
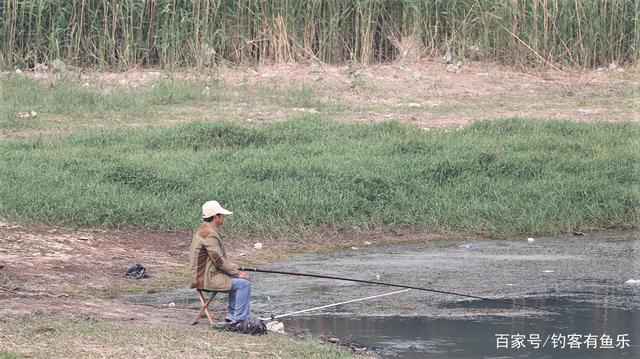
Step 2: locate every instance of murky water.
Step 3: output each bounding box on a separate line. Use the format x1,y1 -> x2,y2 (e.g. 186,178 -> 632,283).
283,300 -> 638,358
122,233 -> 639,358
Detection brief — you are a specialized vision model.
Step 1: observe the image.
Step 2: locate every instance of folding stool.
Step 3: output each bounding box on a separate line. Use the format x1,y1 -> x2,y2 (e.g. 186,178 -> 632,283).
192,289 -> 222,325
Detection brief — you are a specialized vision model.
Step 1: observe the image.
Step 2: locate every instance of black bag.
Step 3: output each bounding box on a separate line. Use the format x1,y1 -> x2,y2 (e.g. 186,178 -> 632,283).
124,263 -> 150,279
230,315 -> 267,335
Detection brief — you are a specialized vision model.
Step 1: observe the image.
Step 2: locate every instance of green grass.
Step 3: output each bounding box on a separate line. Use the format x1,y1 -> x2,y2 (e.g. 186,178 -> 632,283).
0,351 -> 22,359
0,74 -> 344,130
0,117 -> 637,236
0,74 -> 218,129
0,317 -> 351,359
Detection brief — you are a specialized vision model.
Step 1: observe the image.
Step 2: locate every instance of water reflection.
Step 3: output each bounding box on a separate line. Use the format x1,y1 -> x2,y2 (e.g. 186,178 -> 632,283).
284,298 -> 639,358
120,234 -> 639,358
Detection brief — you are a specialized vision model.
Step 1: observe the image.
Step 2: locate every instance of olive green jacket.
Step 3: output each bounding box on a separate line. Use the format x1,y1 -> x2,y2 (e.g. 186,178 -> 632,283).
188,224 -> 239,291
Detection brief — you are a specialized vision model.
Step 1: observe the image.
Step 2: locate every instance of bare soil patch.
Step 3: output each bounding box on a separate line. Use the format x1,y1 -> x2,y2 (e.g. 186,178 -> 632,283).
0,220 -> 443,325
0,221 -> 192,325
6,59 -> 638,139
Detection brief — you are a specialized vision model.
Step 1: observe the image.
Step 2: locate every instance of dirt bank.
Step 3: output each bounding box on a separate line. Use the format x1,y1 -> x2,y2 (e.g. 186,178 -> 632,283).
0,220 -> 446,324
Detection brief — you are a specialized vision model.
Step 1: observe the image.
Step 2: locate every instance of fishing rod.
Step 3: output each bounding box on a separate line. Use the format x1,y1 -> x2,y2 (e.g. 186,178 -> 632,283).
240,267 -> 630,328
260,288 -> 411,321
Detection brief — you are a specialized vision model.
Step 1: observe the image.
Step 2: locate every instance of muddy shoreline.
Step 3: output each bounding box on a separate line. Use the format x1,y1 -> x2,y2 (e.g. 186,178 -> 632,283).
1,220 -> 638,358
114,232 -> 639,358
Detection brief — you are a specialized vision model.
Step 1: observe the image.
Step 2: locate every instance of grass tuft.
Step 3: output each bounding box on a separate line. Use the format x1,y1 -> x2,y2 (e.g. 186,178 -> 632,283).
0,351 -> 22,359
0,74 -> 215,125
0,317 -> 351,359
0,117 -> 637,236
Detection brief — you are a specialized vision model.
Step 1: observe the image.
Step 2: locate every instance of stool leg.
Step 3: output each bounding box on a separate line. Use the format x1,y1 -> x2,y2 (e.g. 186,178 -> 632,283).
202,292 -> 216,325
192,290 -> 217,325
191,291 -> 207,325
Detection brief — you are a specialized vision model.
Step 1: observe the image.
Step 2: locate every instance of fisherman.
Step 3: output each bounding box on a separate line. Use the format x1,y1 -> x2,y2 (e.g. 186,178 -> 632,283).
188,200 -> 252,326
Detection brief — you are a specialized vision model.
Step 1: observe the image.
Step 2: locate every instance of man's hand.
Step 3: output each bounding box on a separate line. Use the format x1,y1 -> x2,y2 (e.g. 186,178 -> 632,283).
237,271 -> 251,280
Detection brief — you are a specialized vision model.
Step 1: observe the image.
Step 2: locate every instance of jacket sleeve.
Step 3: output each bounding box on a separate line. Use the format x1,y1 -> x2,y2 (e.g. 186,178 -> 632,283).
202,236 -> 240,276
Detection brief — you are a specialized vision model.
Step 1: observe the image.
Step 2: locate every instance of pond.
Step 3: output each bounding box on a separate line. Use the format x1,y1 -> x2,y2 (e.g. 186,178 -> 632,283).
123,233 -> 639,358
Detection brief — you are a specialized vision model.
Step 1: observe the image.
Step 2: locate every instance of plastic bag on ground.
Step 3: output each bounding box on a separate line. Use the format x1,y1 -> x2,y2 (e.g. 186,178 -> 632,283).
124,263 -> 150,279
229,314 -> 267,335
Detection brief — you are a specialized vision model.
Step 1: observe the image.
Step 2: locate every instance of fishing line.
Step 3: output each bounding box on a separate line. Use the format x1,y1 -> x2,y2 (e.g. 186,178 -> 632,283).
240,267 -> 633,329
260,288 -> 411,321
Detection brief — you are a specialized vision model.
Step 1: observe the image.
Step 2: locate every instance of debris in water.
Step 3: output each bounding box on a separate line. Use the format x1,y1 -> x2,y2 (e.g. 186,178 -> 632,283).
325,336 -> 340,343
351,246 -> 359,250
336,335 -> 368,354
458,243 -> 474,249
542,270 -> 555,273
624,279 -> 640,286
527,238 -> 535,243
364,241 -> 371,245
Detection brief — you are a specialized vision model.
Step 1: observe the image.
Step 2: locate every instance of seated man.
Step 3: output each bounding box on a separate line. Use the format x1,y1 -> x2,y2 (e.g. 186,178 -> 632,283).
188,200 -> 252,324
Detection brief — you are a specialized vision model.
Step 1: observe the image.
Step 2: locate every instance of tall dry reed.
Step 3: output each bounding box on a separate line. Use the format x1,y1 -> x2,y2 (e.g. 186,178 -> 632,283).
1,0 -> 638,69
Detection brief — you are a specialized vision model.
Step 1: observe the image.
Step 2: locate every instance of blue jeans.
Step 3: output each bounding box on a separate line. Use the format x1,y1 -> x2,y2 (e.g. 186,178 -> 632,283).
227,278 -> 251,322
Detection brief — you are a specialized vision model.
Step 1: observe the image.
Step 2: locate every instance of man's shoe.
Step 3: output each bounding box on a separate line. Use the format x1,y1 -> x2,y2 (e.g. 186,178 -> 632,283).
228,320 -> 245,332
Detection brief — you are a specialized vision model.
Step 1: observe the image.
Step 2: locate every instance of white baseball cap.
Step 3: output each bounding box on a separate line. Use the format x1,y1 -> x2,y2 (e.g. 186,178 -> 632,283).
202,200 -> 233,218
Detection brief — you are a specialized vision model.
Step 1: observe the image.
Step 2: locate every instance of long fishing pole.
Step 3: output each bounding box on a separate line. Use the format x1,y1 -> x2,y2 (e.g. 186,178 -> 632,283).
240,267 -> 629,328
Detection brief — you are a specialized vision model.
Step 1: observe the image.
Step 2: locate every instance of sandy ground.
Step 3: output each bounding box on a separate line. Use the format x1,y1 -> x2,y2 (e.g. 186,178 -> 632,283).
222,60 -> 640,127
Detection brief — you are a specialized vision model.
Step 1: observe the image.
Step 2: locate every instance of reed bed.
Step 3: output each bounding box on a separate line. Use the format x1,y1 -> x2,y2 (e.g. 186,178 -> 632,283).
1,0 -> 638,69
